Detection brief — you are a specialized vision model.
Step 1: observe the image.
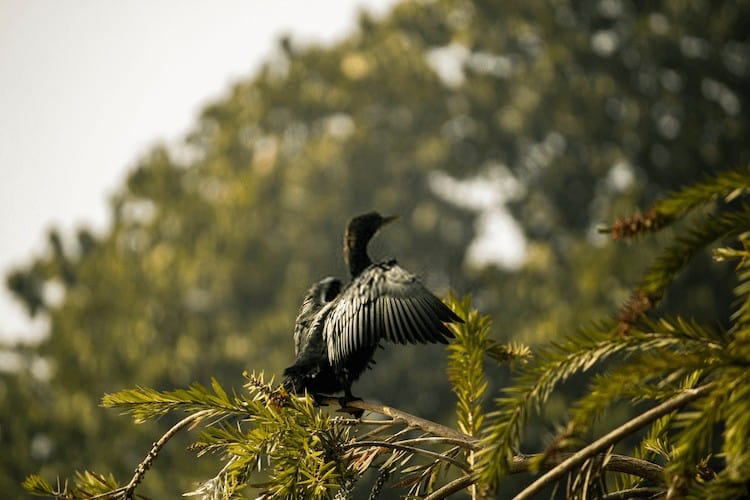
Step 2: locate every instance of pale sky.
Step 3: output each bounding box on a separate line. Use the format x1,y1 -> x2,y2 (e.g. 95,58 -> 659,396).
0,0 -> 399,341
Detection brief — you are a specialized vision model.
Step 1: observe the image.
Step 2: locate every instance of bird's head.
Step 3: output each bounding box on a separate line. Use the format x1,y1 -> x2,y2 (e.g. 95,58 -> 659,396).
343,212 -> 399,276
346,212 -> 399,245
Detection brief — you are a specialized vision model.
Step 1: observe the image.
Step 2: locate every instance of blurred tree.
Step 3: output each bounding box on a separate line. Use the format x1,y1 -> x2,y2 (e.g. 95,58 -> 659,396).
3,0 -> 749,496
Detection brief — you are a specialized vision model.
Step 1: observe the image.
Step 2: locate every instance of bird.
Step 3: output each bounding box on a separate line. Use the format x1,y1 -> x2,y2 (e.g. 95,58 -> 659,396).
283,212 -> 463,408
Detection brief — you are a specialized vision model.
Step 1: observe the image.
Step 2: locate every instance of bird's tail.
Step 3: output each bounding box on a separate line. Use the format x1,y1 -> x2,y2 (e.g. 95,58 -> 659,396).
281,366 -> 304,395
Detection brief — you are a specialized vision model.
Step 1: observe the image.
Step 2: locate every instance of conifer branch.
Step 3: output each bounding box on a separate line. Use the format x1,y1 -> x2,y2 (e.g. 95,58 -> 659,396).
422,453 -> 665,500
424,474 -> 475,500
120,410 -> 213,499
322,396 -> 668,498
616,204 -> 750,334
478,322 -> 672,487
604,165 -> 750,240
78,410 -> 213,500
514,383 -> 715,500
317,397 -> 480,449
653,166 -> 750,222
509,453 -> 664,484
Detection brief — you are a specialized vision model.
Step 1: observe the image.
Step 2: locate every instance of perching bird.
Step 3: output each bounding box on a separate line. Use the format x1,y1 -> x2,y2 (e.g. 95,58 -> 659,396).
283,212 -> 463,405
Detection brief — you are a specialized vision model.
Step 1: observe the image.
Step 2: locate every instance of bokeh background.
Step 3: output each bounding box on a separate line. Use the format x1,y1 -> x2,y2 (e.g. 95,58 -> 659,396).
1,0 -> 748,497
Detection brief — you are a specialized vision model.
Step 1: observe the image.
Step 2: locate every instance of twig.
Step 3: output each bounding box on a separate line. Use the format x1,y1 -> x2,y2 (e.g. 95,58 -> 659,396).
588,454 -> 663,484
507,453 -> 664,484
84,409 -> 212,499
318,397 -> 480,449
344,440 -> 471,472
105,409 -> 212,499
391,436 -> 478,449
322,397 -> 667,498
422,453 -> 666,500
424,475 -> 475,500
338,418 -> 396,426
601,486 -> 665,499
513,383 -> 714,500
355,421 -> 400,442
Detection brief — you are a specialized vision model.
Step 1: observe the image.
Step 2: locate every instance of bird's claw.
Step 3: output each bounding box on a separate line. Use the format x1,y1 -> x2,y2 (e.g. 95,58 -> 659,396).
338,396 -> 364,418
311,393 -> 330,407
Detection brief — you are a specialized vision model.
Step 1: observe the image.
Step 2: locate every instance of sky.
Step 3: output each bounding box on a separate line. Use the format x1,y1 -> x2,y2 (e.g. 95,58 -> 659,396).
0,0 -> 399,342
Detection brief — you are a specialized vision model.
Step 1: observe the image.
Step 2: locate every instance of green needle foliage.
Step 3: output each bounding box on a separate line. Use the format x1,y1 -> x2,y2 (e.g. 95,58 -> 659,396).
447,295 -> 530,439
23,471 -> 121,499
26,373 -> 357,499
476,165 -> 750,498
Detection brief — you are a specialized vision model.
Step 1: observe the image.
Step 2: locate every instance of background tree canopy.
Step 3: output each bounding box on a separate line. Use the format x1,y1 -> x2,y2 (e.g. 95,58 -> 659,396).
2,0 -> 748,497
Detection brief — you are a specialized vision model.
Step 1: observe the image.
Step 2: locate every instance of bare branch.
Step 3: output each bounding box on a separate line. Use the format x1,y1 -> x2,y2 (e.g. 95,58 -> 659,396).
422,453 -> 665,499
424,475 -> 475,500
120,410 -> 212,499
327,397 -> 665,498
514,383 -> 714,500
393,436 -> 479,449
318,397 -> 480,449
320,397 -> 669,498
509,453 -> 664,483
601,486 -> 665,499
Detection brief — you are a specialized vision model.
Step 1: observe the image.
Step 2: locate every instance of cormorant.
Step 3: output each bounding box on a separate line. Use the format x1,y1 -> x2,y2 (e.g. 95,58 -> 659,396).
283,212 -> 463,406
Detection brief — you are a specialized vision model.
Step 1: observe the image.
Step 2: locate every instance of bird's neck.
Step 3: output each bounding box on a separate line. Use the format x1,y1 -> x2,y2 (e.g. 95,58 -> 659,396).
344,234 -> 372,278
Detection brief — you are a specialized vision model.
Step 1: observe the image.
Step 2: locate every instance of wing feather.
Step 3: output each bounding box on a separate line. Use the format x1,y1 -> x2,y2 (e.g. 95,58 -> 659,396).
395,298 -> 422,343
403,298 -> 430,342
383,296 -> 401,343
377,297 -> 389,343
417,297 -> 453,343
357,296 -> 366,347
325,261 -> 461,367
392,298 -> 410,344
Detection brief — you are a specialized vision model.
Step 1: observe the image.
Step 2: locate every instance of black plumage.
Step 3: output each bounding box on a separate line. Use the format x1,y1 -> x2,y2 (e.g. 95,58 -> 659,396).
283,212 -> 463,404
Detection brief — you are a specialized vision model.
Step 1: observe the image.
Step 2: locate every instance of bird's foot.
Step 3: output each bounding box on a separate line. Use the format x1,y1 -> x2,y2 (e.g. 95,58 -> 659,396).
338,395 -> 364,419
311,393 -> 330,407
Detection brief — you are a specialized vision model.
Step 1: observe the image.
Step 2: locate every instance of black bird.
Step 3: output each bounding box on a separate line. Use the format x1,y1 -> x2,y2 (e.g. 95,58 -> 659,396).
283,212 -> 463,405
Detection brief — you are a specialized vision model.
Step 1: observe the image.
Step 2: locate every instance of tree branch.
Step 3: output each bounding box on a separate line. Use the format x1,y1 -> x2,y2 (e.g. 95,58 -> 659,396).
424,474 -> 475,500
318,397 -> 480,449
423,453 -> 665,500
509,453 -> 664,483
513,383 -> 714,500
601,486 -> 666,499
93,409 -> 213,499
321,396 -> 669,498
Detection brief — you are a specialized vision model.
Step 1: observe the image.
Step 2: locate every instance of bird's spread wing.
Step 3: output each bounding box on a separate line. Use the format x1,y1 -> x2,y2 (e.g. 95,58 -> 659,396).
324,261 -> 460,367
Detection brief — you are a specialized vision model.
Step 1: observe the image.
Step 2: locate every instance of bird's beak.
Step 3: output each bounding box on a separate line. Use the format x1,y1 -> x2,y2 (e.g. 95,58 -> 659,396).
380,215 -> 400,227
